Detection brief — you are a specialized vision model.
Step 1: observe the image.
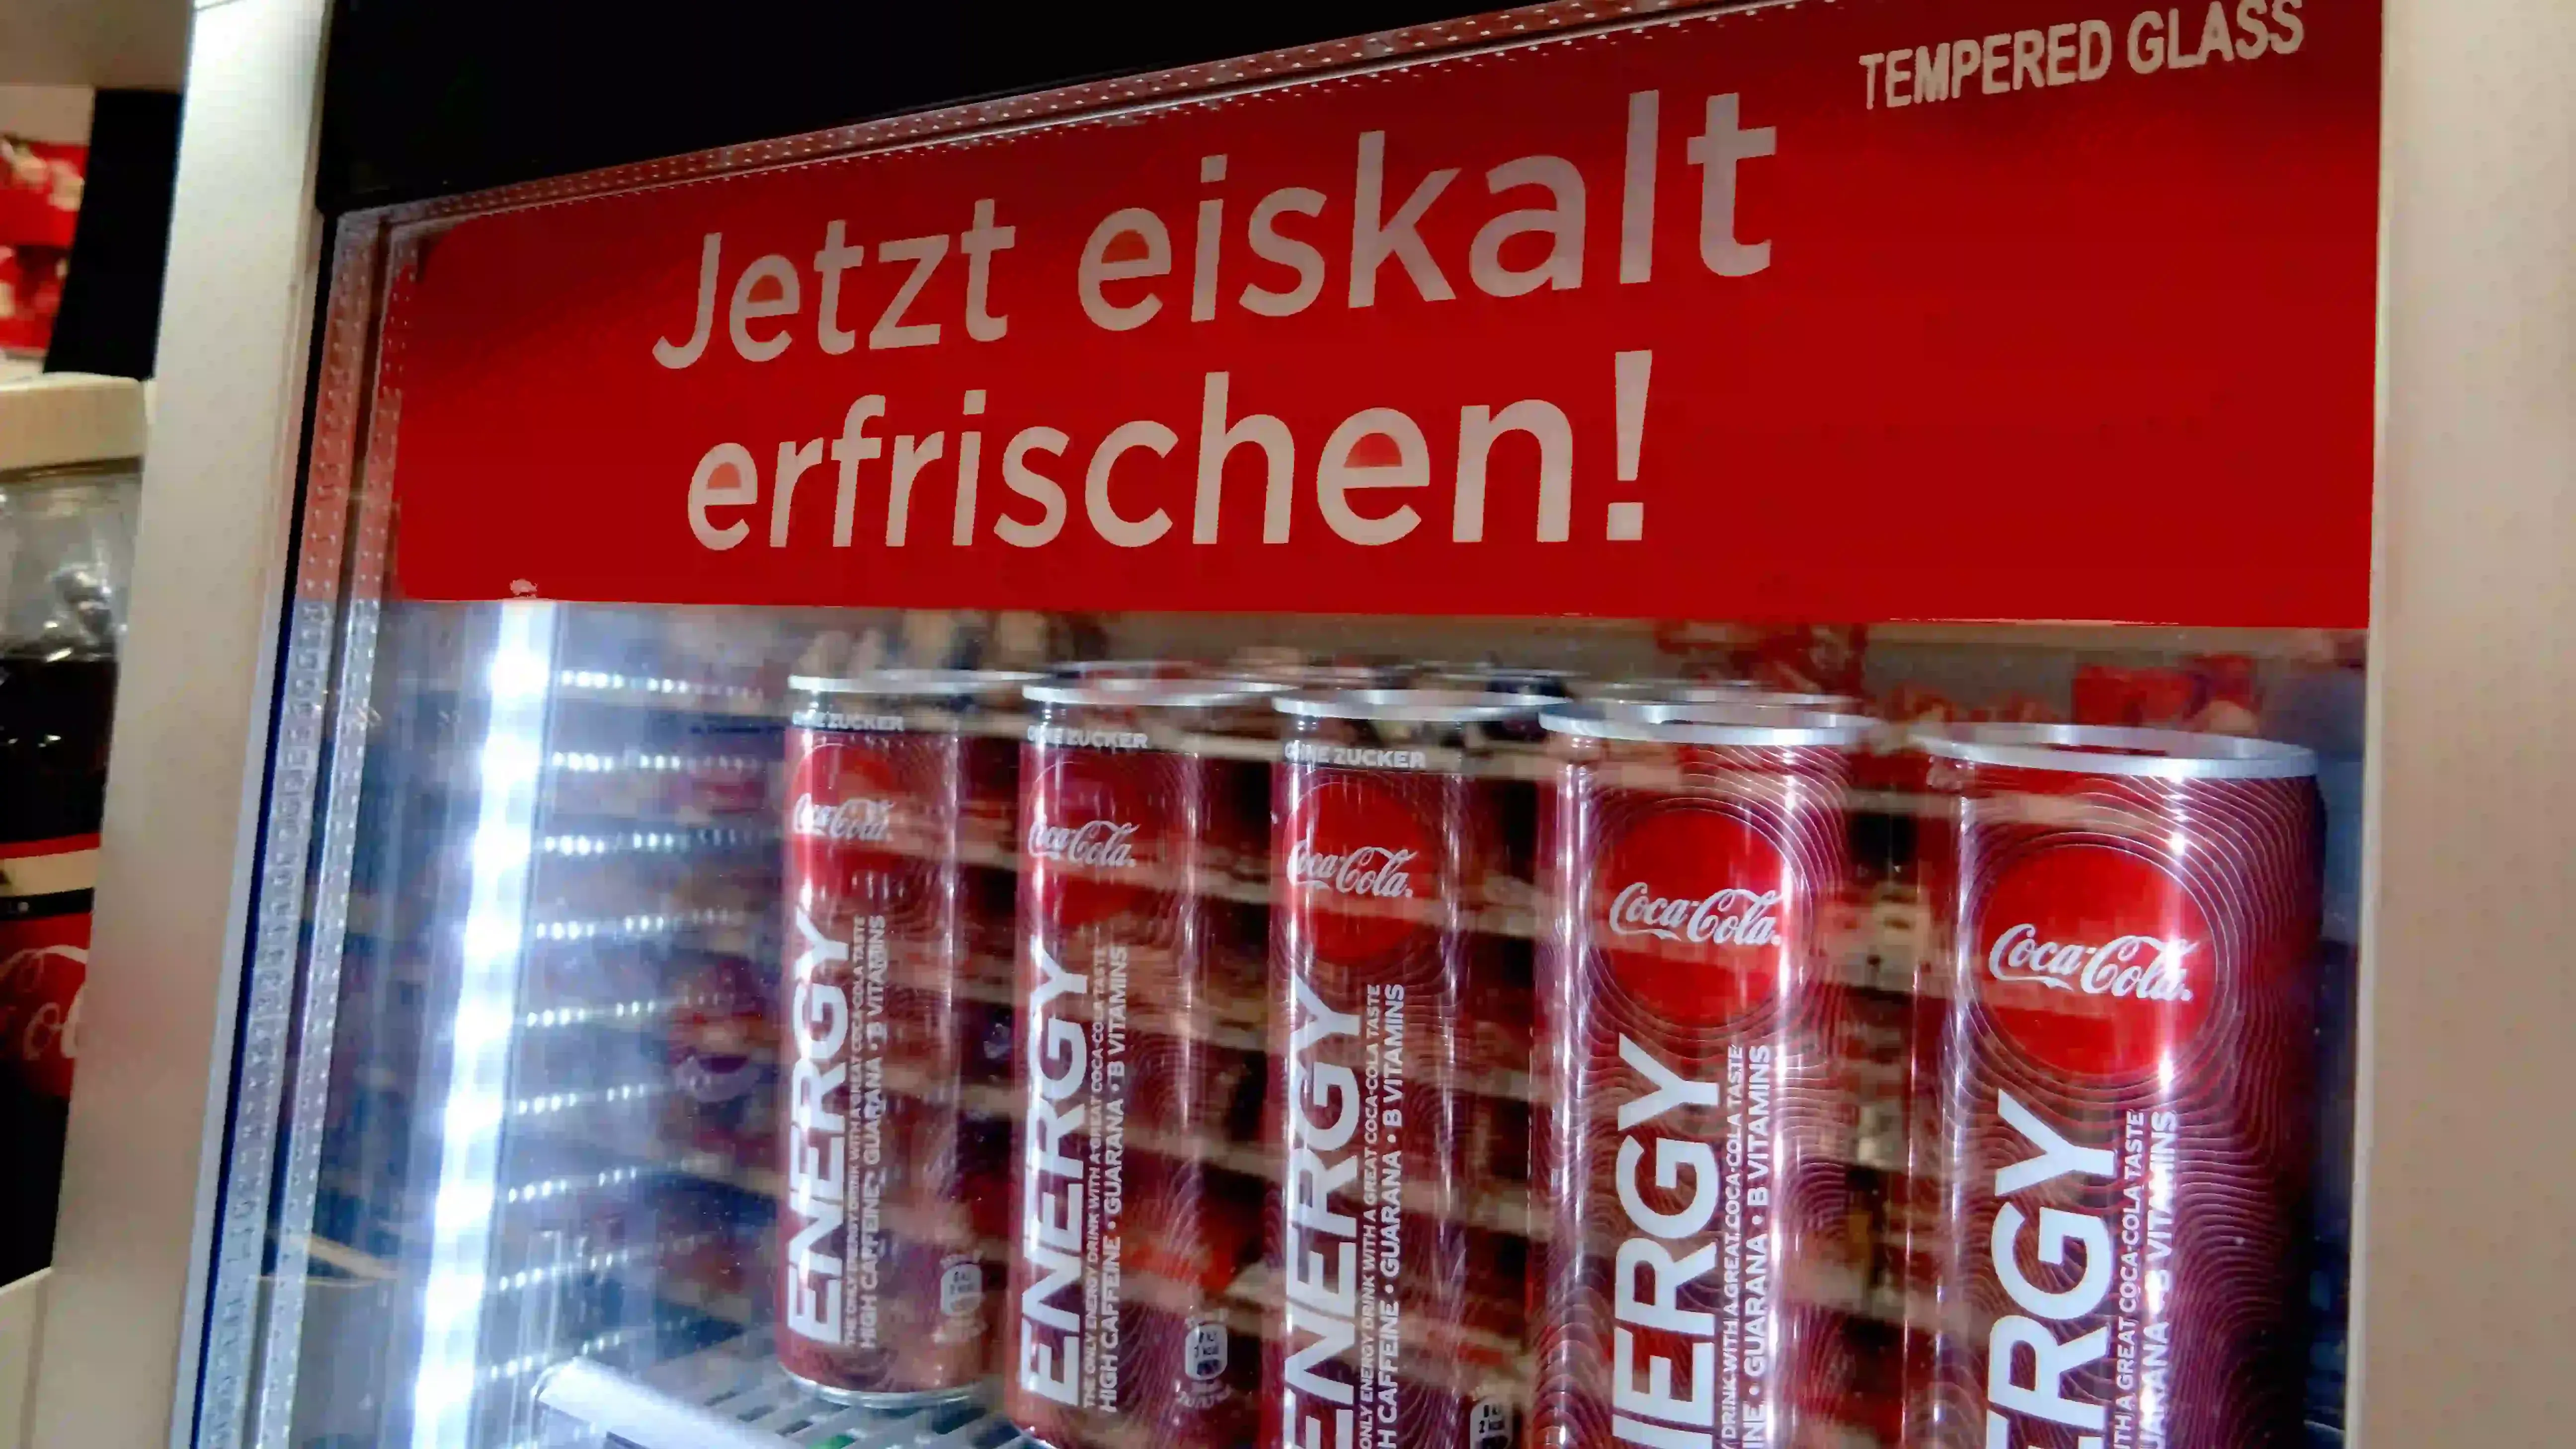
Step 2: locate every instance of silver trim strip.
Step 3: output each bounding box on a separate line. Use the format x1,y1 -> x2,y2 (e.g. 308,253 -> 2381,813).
249,215 -> 402,1449
195,217 -> 380,1449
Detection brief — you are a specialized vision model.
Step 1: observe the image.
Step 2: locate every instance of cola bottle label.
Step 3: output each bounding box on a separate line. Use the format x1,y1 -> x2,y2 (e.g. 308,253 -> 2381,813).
0,831 -> 91,1284
0,835 -> 93,1101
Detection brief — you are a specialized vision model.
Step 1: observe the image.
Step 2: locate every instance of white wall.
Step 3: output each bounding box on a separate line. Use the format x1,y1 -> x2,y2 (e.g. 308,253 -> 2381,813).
0,84 -> 89,144
2358,0 -> 2576,1442
0,0 -> 186,91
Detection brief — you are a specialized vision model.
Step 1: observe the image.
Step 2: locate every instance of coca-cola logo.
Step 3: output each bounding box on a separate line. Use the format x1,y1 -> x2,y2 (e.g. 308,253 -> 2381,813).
1281,775 -> 1440,962
1607,883 -> 1782,946
1592,805 -> 1792,1028
786,738 -> 925,888
790,792 -> 894,843
1975,844 -> 2215,1078
1986,923 -> 2194,1002
1286,837 -> 1418,899
1026,818 -> 1141,869
0,925 -> 85,1099
1022,752 -> 1172,927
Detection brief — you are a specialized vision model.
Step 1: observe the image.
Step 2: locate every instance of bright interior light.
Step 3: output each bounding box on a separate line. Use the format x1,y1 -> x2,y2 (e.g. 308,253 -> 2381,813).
411,601 -> 554,1449
462,912 -> 522,964
486,648 -> 550,700
471,826 -> 531,874
423,1271 -> 487,1326
452,1001 -> 513,1050
411,1363 -> 476,1415
477,738 -> 541,785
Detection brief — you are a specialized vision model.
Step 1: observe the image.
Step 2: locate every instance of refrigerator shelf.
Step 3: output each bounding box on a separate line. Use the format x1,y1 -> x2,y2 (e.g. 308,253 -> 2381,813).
535,1335 -> 1027,1449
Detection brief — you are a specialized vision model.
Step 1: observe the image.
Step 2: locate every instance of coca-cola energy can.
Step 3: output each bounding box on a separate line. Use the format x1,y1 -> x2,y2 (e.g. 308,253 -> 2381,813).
1529,704 -> 1869,1449
1267,690 -> 1542,1449
1903,725 -> 2321,1449
779,669 -> 1038,1404
1007,682 -> 1281,1449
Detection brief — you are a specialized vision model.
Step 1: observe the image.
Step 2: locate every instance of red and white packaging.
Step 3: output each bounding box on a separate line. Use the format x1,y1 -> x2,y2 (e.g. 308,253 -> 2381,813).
0,830 -> 94,1283
777,669 -> 1038,1403
1902,725 -> 2321,1449
1267,690 -> 1540,1449
1006,681 -> 1281,1449
1529,705 -> 1868,1449
0,834 -> 93,1104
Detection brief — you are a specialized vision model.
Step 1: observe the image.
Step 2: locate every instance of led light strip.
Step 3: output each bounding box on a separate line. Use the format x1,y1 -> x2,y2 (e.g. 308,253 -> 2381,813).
411,601 -> 557,1449
528,907 -> 751,942
502,1165 -> 646,1203
517,999 -> 682,1030
507,1082 -> 668,1116
549,750 -> 767,773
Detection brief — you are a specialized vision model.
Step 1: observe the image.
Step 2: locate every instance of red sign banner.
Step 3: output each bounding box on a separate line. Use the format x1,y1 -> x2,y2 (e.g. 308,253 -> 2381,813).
381,0 -> 2378,625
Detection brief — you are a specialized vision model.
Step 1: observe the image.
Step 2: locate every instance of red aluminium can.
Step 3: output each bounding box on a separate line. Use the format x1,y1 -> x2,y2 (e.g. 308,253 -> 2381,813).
1006,682 -> 1280,1449
1267,690 -> 1542,1449
1903,725 -> 2321,1449
1529,705 -> 1870,1449
778,669 -> 1039,1404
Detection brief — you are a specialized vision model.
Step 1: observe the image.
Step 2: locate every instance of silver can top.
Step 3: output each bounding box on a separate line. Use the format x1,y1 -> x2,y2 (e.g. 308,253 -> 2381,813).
1274,688 -> 1542,723
1911,722 -> 2318,780
1024,678 -> 1287,709
1542,702 -> 1873,749
789,669 -> 1044,697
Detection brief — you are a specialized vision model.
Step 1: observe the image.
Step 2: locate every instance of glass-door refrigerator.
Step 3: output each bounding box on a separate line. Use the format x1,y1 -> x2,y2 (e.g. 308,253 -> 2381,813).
31,3 -> 2453,1449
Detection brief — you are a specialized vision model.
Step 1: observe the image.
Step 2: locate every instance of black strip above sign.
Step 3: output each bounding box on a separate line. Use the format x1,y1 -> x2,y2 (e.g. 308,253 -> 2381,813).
319,0 -> 1498,213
